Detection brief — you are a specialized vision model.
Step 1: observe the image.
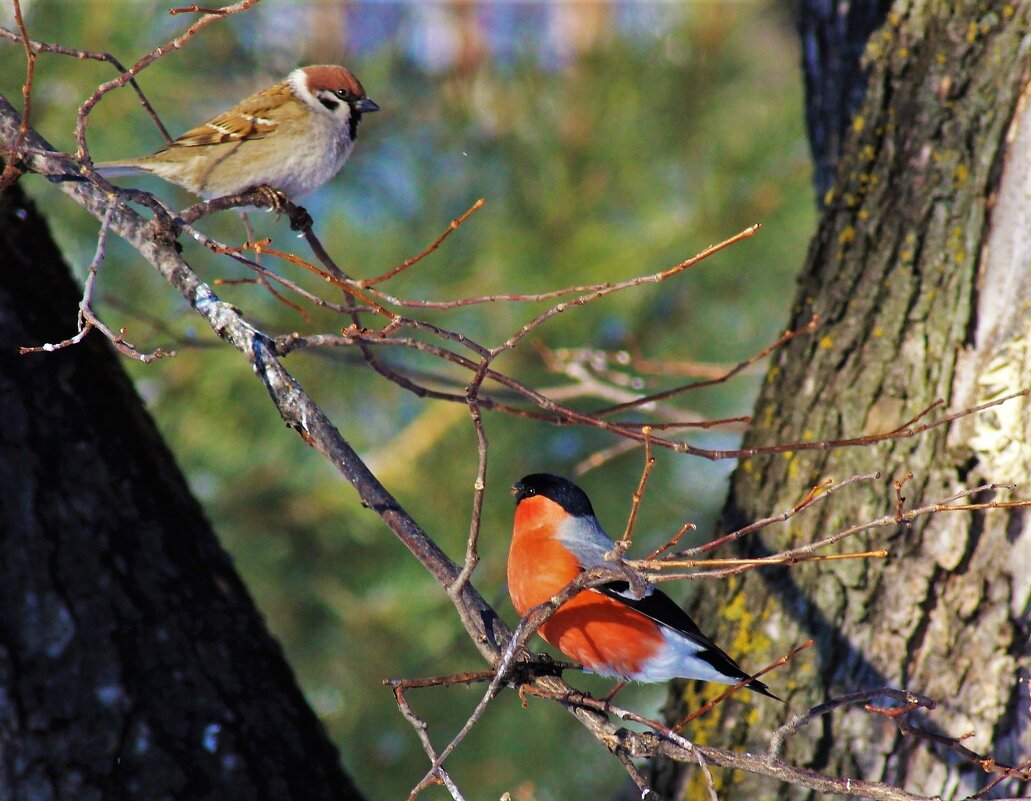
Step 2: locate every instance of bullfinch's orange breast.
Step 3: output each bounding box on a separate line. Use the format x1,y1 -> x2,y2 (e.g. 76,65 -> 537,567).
508,496 -> 582,614
508,496 -> 664,677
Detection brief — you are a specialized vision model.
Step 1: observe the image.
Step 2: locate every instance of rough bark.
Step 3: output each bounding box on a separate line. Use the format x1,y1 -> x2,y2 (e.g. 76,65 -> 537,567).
0,183 -> 364,800
654,2 -> 1031,799
797,0 -> 893,202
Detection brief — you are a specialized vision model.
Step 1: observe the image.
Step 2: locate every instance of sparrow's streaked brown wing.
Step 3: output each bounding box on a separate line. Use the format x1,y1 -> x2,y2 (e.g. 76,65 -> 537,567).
168,82 -> 291,148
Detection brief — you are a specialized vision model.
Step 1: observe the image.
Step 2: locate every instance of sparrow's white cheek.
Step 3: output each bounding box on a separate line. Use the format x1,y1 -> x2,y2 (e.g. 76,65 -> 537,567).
288,68 -> 317,107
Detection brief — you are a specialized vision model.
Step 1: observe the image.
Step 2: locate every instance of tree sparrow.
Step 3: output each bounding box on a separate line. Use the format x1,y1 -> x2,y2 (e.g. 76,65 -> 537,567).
96,65 -> 379,200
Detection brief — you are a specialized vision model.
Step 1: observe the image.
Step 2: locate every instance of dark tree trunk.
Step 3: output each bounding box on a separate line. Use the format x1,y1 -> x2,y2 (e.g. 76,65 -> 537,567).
654,2 -> 1031,799
0,183 -> 365,800
796,0 -> 893,202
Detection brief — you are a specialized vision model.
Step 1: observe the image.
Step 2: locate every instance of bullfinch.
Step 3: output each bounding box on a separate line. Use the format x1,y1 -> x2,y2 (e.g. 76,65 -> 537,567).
508,473 -> 778,698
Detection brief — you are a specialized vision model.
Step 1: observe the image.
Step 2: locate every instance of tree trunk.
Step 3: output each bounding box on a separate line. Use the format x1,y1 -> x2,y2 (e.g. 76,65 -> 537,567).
797,0 -> 894,202
0,183 -> 365,800
654,2 -> 1031,799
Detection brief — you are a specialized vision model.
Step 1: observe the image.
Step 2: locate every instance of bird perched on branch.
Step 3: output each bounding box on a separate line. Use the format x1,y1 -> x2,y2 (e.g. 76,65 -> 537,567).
508,473 -> 778,698
96,65 -> 378,200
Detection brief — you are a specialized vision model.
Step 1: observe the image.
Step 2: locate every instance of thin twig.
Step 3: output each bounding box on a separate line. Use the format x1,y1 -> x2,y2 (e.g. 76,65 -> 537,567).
0,0 -> 35,191
449,359 -> 492,596
389,684 -> 467,801
768,688 -> 935,759
678,472 -> 881,558
493,225 -> 760,361
693,749 -> 720,801
619,426 -> 655,545
675,641 -> 813,730
639,550 -> 889,577
170,4 -> 232,14
360,198 -> 485,287
645,522 -> 697,561
894,471 -> 915,519
594,314 -> 820,417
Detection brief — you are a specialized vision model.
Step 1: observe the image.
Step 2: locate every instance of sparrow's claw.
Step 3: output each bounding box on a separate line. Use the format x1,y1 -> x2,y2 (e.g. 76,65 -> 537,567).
253,184 -> 290,215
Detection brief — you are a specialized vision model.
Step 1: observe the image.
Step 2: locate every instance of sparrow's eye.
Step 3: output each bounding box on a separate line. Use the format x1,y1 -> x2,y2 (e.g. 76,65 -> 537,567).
334,89 -> 352,101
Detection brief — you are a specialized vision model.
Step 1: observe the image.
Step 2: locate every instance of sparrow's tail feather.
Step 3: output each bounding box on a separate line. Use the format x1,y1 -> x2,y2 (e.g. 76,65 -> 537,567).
94,162 -> 150,179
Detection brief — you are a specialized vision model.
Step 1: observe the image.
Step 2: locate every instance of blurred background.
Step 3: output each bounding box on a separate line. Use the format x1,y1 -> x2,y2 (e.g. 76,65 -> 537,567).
1,1 -> 814,798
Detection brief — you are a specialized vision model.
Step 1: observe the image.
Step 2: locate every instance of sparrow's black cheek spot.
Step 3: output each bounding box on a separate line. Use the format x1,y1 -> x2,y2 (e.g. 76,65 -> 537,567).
318,96 -> 340,112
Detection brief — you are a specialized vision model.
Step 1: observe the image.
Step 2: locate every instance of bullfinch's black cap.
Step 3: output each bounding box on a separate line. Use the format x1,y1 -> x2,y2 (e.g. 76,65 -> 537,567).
512,473 -> 596,518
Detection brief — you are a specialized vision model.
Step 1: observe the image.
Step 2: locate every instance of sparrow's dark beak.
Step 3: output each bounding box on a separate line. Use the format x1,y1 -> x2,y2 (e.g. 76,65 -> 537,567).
356,97 -> 380,114
511,482 -> 522,497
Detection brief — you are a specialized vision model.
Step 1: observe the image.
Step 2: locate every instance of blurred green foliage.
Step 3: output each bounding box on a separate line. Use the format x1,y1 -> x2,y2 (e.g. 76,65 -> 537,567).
1,2 -> 813,799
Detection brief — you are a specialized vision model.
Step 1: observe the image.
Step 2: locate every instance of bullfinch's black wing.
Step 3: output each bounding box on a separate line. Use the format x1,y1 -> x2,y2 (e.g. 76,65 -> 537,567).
597,581 -> 781,700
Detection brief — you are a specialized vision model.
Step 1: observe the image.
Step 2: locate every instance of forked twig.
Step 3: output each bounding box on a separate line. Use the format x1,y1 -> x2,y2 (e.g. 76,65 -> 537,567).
16,202 -> 171,361
645,522 -> 697,561
390,683 -> 468,801
768,688 -> 935,759
679,472 -> 881,558
594,314 -> 820,417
